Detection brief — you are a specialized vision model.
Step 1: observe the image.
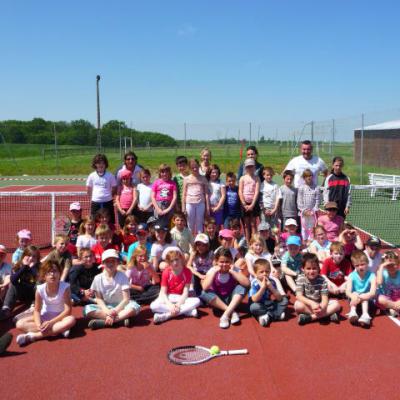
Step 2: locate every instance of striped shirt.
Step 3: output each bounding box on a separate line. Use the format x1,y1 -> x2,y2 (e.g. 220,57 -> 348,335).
295,273 -> 328,302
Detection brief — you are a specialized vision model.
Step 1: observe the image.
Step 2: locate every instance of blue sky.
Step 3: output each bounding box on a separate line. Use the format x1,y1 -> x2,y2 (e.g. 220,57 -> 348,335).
1,1 -> 400,141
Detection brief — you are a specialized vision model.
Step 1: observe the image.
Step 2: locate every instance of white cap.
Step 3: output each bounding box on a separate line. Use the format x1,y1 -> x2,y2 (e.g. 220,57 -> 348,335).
101,249 -> 119,261
284,218 -> 298,227
194,233 -> 209,244
69,202 -> 82,211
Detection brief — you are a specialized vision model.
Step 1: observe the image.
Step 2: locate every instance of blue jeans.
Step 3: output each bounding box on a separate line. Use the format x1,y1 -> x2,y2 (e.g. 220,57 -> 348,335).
249,297 -> 288,320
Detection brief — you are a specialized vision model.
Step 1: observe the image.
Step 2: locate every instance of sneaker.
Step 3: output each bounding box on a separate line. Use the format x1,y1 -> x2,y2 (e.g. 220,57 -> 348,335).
16,333 -> 33,347
231,312 -> 240,325
184,309 -> 198,318
298,313 -> 312,326
0,332 -> 13,354
358,313 -> 371,326
219,315 -> 230,329
153,313 -> 170,324
0,308 -> 11,321
62,330 -> 70,338
88,319 -> 106,330
329,313 -> 340,324
347,309 -> 359,325
388,309 -> 399,318
279,311 -> 286,321
258,314 -> 271,327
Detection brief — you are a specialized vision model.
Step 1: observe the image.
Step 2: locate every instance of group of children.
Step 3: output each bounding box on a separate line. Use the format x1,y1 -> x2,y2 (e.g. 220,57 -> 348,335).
0,151 -> 399,348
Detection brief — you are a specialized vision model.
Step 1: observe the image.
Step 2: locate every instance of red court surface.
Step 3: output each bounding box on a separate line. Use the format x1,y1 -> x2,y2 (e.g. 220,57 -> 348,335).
1,298 -> 399,400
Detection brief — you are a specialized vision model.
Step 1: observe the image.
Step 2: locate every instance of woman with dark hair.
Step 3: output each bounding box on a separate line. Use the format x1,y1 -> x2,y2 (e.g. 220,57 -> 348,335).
115,151 -> 142,187
237,145 -> 264,181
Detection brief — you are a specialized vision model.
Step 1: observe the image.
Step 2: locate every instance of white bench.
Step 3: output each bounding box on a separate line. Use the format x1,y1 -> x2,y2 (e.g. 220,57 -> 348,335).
368,173 -> 400,200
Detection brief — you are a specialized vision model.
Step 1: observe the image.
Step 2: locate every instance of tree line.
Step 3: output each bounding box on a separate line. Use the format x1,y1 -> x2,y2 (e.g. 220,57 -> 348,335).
0,118 -> 177,147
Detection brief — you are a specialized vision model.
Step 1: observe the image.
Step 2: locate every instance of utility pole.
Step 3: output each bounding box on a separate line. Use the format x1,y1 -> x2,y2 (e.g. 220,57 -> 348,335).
96,75 -> 101,152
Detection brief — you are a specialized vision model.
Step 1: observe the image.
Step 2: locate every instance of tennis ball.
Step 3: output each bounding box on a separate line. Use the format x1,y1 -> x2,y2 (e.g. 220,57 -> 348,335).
210,345 -> 220,355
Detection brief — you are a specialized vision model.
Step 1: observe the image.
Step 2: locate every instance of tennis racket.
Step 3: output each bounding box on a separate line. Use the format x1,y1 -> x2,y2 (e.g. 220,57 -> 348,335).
301,210 -> 316,241
52,215 -> 71,235
168,345 -> 248,365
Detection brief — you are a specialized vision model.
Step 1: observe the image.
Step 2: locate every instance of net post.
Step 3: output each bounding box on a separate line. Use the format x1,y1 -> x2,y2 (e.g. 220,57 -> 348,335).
51,192 -> 56,245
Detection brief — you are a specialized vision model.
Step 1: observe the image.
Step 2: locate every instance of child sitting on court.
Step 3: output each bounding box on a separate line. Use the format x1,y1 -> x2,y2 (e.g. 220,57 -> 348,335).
126,246 -> 160,304
116,215 -> 138,260
201,248 -> 249,329
249,259 -> 288,326
281,235 -> 303,292
317,202 -> 344,242
308,225 -> 331,263
364,236 -> 382,273
376,251 -> 400,317
44,234 -> 72,282
170,212 -> 193,256
204,217 -> 220,251
245,234 -> 271,278
338,223 -> 364,259
0,246 -> 40,321
91,224 -> 119,266
68,248 -> 100,305
12,229 -> 32,265
321,242 -> 353,295
15,260 -> 76,346
150,249 -> 200,324
346,250 -> 377,327
84,249 -> 140,329
76,215 -> 97,257
295,253 -> 341,325
0,245 -> 11,303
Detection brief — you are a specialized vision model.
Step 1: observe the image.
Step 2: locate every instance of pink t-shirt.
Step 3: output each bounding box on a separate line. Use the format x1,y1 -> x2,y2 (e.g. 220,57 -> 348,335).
242,176 -> 257,204
126,266 -> 152,287
184,175 -> 207,204
118,186 -> 134,209
317,214 -> 344,242
152,179 -> 177,202
161,266 -> 192,295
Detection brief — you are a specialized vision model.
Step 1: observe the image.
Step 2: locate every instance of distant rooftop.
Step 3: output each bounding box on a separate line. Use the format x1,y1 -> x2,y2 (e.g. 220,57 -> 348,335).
356,120 -> 400,131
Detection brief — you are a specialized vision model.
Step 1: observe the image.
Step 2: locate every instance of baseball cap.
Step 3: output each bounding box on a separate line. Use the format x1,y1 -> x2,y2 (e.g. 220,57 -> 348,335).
17,229 -> 32,240
0,245 -> 6,254
101,249 -> 119,261
120,169 -> 132,179
284,218 -> 298,227
366,236 -> 381,247
325,201 -> 338,210
146,216 -> 158,226
244,158 -> 256,168
219,229 -> 234,239
154,221 -> 169,232
194,233 -> 209,244
69,202 -> 81,211
258,221 -> 271,231
287,236 -> 301,247
137,223 -> 148,233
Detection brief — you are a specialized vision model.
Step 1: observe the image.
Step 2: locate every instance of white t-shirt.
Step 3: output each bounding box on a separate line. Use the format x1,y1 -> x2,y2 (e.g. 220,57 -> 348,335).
137,183 -> 153,210
260,181 -> 280,209
209,181 -> 225,207
37,281 -> 69,316
76,235 -> 97,250
150,241 -> 177,261
91,271 -> 130,304
245,251 -> 271,279
365,250 -> 382,274
86,171 -> 117,202
285,155 -> 327,188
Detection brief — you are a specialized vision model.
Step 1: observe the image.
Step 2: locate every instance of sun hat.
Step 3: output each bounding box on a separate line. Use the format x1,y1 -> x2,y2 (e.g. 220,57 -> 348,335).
101,249 -> 119,261
219,229 -> 234,239
17,229 -> 32,240
69,202 -> 81,211
325,201 -> 338,210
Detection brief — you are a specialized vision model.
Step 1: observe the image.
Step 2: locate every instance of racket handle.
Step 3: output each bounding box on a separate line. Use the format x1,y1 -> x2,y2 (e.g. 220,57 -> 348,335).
226,349 -> 248,355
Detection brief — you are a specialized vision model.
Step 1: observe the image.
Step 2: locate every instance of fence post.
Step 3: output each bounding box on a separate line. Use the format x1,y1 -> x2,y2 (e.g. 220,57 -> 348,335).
360,113 -> 364,185
51,192 -> 56,245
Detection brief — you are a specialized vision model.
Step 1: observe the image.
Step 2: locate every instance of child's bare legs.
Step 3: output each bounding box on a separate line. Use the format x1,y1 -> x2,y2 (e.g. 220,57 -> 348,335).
377,295 -> 400,314
86,303 -> 139,325
242,216 -> 252,243
295,300 -> 341,321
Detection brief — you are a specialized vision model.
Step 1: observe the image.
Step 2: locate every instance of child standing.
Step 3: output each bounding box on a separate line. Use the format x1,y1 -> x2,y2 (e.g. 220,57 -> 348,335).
15,260 -> 76,346
238,158 -> 261,243
323,156 -> 351,218
199,147 -> 212,176
207,164 -> 226,228
346,250 -> 377,327
223,172 -> 242,228
376,251 -> 400,317
187,233 -> 214,296
84,249 -> 140,329
182,159 -> 210,235
259,167 -> 280,229
173,156 -> 189,212
249,259 -> 288,326
45,234 -> 72,282
86,153 -> 117,225
170,212 -> 193,256
126,246 -> 160,304
321,242 -> 353,295
12,229 -> 32,265
69,248 -> 100,305
0,245 -> 11,303
150,249 -> 200,324
201,248 -> 250,329
151,164 -> 177,226
295,253 -> 341,325
297,169 -> 320,243
0,246 -> 40,321
67,202 -> 83,255
115,169 -> 137,228
279,170 -> 298,229
127,223 -> 152,262
135,169 -> 154,224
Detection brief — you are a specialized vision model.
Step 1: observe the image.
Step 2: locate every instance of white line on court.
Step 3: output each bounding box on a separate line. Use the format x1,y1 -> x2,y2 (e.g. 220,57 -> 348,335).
21,185 -> 44,192
388,315 -> 400,327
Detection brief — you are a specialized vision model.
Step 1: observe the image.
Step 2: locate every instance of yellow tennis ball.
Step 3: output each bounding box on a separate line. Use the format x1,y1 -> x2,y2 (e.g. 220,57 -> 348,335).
210,345 -> 220,355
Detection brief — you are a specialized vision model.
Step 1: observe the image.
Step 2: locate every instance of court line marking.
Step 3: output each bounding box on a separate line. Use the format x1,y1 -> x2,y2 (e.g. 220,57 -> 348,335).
388,315 -> 400,327
21,185 -> 44,192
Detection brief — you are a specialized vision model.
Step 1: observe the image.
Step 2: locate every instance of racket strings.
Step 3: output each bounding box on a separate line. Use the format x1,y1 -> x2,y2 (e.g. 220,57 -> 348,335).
168,347 -> 210,364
